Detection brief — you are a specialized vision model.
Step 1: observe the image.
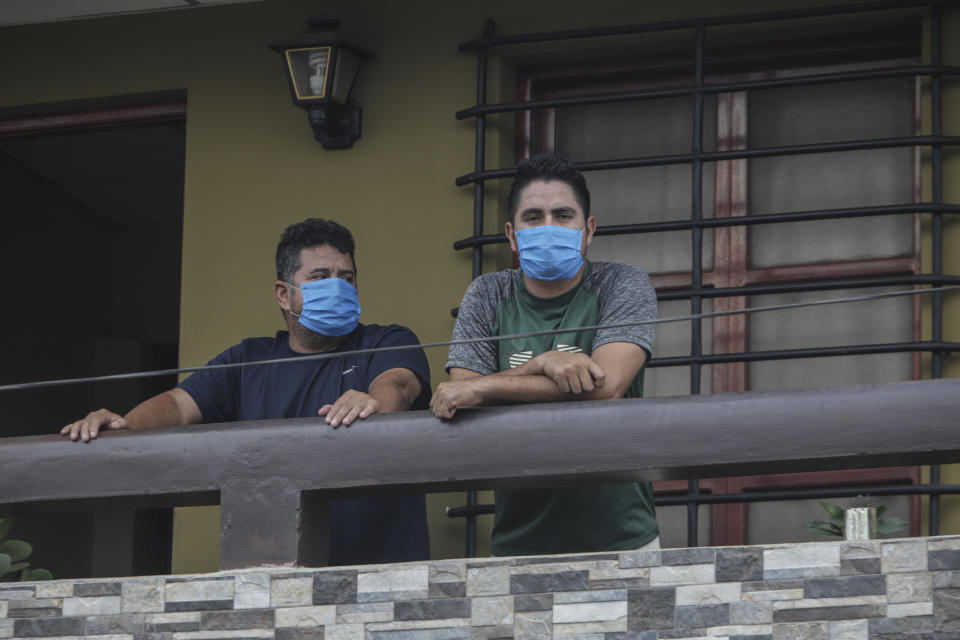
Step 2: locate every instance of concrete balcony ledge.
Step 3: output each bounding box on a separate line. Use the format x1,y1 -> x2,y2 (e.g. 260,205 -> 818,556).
2,535 -> 959,639
2,378 -> 959,570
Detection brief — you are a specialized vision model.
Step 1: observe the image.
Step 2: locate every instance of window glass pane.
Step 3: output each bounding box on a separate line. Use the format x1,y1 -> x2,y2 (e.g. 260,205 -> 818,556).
558,97 -> 716,272
657,504 -> 711,548
747,78 -> 913,267
748,287 -> 913,391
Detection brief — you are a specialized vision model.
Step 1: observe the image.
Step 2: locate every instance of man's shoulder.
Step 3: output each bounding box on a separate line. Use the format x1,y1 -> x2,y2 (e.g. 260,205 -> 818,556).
465,269 -> 521,299
587,261 -> 650,280
352,323 -> 422,347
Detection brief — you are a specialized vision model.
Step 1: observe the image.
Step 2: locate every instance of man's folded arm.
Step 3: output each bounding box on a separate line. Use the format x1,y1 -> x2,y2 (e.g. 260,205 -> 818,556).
432,342 -> 647,418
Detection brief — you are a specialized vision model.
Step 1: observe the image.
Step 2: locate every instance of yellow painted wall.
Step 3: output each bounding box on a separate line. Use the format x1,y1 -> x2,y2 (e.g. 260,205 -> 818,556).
920,7 -> 960,536
1,0 -> 956,572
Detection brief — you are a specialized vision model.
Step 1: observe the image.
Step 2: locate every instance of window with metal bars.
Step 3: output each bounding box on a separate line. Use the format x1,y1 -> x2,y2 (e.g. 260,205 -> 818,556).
450,2 -> 960,555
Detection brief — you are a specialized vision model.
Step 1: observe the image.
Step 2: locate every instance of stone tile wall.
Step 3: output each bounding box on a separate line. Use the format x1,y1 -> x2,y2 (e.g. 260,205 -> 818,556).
2,536 -> 960,639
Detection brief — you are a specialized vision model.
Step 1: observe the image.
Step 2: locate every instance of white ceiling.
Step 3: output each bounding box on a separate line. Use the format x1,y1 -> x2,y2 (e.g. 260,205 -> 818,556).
0,0 -> 261,28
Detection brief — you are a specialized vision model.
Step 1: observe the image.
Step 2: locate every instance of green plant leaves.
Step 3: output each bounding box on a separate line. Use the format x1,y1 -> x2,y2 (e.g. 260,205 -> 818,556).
803,519 -> 844,537
0,518 -> 12,544
819,501 -> 845,521
0,552 -> 11,577
0,540 -> 32,563
878,516 -> 908,535
20,568 -> 52,582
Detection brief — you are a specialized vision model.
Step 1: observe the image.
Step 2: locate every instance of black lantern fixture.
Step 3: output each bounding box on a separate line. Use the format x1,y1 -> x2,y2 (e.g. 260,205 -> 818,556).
268,19 -> 373,149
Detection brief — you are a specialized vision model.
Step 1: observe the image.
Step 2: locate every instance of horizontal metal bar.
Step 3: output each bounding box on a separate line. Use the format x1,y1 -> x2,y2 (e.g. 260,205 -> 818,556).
456,65 -> 959,120
452,203 -> 960,250
656,483 -> 960,506
458,0 -> 932,50
455,135 -> 960,186
445,482 -> 960,517
648,341 -> 960,368
657,275 -> 960,301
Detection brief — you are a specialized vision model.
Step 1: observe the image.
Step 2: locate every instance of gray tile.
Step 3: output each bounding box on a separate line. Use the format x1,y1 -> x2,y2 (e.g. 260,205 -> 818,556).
840,557 -> 881,575
936,571 -> 960,589
742,580 -> 804,592
515,593 -> 553,611
590,578 -> 650,590
164,599 -> 234,612
510,571 -> 589,594
936,588 -> 960,630
675,603 -> 729,629
368,628 -> 470,640
604,633 -> 657,640
717,548 -> 763,583
628,587 -> 675,631
870,615 -> 934,635
13,617 -> 85,637
429,581 -> 466,598
772,604 -> 882,622
394,597 -> 470,620
86,613 -> 145,634
661,548 -> 716,566
145,620 -> 200,632
728,636 -> 772,640
75,581 -> 123,597
803,574 -> 886,598
276,627 -> 325,640
931,550 -> 960,571
314,570 -> 358,605
200,609 -> 275,629
513,553 -> 617,566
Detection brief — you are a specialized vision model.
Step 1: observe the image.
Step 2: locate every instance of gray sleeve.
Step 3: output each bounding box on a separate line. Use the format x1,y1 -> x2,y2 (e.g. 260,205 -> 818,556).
445,274 -> 504,375
591,263 -> 657,356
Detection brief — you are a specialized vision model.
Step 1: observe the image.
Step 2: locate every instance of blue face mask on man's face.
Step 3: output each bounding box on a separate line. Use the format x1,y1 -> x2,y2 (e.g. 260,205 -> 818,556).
286,277 -> 361,337
515,225 -> 585,281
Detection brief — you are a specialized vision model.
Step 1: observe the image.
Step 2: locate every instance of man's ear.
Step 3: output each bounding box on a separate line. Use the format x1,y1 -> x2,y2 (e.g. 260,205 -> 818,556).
506,221 -> 518,254
584,215 -> 597,249
273,280 -> 292,311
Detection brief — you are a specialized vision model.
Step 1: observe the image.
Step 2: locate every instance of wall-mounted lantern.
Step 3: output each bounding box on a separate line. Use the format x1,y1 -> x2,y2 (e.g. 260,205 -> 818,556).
268,19 -> 373,150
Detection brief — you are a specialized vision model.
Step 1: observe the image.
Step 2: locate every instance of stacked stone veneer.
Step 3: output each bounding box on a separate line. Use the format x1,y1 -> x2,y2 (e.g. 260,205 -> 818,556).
3,536 -> 960,639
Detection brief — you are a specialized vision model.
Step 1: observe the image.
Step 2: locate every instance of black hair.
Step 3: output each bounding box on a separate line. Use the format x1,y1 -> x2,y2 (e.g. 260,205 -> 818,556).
276,218 -> 356,282
506,152 -> 591,221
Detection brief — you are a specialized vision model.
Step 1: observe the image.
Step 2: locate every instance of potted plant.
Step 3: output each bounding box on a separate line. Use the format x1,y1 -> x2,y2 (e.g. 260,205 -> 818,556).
0,518 -> 52,581
804,496 -> 907,541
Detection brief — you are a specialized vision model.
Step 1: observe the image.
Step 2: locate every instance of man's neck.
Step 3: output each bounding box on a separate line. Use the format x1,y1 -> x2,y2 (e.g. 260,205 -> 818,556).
522,263 -> 586,299
287,327 -> 347,354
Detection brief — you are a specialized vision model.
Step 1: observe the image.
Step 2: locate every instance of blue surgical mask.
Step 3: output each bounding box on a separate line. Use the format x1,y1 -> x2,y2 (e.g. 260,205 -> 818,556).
515,225 -> 585,281
286,277 -> 361,337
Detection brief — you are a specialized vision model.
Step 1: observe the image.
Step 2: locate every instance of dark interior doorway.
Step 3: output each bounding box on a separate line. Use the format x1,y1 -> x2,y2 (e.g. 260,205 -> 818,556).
0,102 -> 185,578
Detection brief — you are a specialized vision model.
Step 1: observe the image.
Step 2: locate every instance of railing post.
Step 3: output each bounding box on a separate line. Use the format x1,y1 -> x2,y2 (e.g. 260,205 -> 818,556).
219,480 -> 331,570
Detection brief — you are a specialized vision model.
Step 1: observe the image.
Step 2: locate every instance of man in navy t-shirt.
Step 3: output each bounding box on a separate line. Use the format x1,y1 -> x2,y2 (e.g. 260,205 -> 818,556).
62,219 -> 431,565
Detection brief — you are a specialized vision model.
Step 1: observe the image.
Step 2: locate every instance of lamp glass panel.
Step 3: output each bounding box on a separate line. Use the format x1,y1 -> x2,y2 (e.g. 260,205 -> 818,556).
332,49 -> 360,103
285,46 -> 331,100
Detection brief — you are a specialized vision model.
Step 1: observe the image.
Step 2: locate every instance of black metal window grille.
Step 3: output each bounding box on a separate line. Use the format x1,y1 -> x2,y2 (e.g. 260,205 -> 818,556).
450,1 -> 960,556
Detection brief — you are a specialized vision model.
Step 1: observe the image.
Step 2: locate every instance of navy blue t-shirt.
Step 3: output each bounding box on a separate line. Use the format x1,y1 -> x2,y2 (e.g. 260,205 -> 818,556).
178,324 -> 431,565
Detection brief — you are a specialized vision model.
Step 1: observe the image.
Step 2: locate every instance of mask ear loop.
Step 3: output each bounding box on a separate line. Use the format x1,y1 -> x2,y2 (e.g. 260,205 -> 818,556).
283,282 -> 302,319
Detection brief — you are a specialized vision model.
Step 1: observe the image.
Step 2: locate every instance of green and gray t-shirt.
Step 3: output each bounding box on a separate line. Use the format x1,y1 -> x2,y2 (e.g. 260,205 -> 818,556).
446,261 -> 659,556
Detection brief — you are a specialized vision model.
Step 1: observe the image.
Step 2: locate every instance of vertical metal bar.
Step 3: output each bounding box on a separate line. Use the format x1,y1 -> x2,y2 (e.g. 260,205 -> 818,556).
687,24 -> 706,547
929,2 -> 943,536
465,19 -> 494,558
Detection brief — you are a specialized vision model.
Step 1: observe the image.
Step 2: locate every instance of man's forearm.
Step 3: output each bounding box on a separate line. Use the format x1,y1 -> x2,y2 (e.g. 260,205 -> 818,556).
471,372 -> 618,404
368,368 -> 421,412
124,389 -> 196,429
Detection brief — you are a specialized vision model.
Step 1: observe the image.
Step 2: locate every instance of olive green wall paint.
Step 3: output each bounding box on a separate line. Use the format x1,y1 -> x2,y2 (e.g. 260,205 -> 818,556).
1,0 -> 955,572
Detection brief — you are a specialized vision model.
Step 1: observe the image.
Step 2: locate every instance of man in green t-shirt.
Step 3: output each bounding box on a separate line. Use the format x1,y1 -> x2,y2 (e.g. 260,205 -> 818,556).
431,152 -> 660,556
